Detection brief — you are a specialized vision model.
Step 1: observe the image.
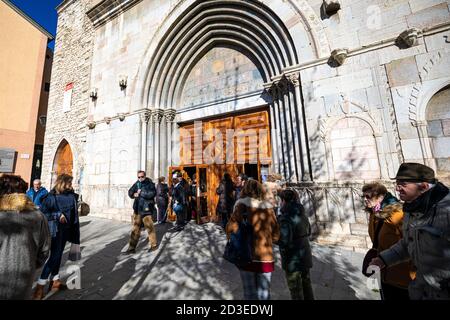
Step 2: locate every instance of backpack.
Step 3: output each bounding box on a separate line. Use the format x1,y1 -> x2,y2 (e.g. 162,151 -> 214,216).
223,211 -> 253,268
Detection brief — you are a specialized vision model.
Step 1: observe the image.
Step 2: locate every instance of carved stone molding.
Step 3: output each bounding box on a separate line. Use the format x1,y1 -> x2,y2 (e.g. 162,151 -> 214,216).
399,27 -> 421,48
287,73 -> 300,87
87,121 -> 96,130
164,109 -> 176,122
330,48 -> 348,66
323,0 -> 341,16
275,77 -> 289,94
140,110 -> 152,124
152,109 -> 165,123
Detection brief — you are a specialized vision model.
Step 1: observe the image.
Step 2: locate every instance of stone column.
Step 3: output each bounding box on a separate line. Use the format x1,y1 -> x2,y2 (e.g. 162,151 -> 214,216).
414,120 -> 436,170
374,133 -> 389,179
264,84 -> 280,175
288,72 -> 312,181
140,110 -> 151,172
165,109 -> 177,170
272,83 -> 286,179
276,78 -> 297,182
152,109 -> 164,179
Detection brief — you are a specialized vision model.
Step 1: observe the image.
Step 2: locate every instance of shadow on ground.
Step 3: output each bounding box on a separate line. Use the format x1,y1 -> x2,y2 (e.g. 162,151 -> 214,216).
43,217 -> 378,300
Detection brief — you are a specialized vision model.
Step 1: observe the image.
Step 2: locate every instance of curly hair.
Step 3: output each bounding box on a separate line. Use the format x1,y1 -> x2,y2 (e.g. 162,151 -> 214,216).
240,179 -> 264,200
0,174 -> 28,196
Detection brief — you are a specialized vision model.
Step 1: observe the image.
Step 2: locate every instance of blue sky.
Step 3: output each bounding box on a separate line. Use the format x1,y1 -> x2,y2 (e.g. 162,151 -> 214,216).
9,0 -> 63,51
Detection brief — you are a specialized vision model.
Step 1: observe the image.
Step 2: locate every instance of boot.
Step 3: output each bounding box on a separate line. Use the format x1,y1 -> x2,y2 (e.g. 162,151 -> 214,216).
49,279 -> 67,292
32,284 -> 45,300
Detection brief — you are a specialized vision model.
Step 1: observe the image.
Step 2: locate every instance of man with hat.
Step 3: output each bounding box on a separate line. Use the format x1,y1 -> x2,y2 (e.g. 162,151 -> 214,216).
370,163 -> 450,300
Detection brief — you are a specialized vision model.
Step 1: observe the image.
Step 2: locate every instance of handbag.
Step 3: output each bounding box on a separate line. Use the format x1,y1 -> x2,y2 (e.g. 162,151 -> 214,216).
78,196 -> 90,217
362,218 -> 384,277
223,211 -> 253,268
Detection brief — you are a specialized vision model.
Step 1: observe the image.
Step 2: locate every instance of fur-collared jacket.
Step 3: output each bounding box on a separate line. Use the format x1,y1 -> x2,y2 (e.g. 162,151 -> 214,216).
226,197 -> 280,263
379,183 -> 450,300
0,193 -> 50,299
368,193 -> 414,289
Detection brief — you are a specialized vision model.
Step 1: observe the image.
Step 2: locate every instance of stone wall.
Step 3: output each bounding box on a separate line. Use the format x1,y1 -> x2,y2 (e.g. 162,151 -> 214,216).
41,0 -> 95,191
292,181 -> 397,251
44,0 -> 450,247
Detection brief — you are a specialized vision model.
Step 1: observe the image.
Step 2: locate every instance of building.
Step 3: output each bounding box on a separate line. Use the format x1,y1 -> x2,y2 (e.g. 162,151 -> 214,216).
0,0 -> 53,184
42,0 -> 450,249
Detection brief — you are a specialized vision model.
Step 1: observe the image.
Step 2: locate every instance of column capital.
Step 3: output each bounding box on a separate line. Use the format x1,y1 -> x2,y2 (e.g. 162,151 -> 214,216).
140,110 -> 152,123
164,108 -> 177,122
274,77 -> 289,94
152,108 -> 165,123
286,72 -> 300,87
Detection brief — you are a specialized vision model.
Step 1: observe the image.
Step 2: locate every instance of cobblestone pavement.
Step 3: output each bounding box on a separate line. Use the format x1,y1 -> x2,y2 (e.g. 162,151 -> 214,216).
40,216 -> 380,300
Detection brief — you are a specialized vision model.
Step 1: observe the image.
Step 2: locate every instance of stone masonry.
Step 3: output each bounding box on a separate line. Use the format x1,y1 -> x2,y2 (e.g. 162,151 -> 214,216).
43,0 -> 450,250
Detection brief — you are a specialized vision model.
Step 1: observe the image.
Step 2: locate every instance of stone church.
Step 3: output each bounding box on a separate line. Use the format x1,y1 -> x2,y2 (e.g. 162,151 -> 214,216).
42,0 -> 450,249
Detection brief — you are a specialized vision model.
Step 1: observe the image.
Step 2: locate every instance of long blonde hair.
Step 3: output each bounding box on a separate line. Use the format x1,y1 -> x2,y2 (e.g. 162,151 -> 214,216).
53,174 -> 73,194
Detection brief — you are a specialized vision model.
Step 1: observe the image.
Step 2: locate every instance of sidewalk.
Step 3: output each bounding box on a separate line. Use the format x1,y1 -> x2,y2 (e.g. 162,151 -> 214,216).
44,216 -> 379,300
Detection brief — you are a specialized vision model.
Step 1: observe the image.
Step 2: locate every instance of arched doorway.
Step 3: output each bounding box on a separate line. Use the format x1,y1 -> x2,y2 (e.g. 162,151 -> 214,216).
426,85 -> 450,183
51,139 -> 73,186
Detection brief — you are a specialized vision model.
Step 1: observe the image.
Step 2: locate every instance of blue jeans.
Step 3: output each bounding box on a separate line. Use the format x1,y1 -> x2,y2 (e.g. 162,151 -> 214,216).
39,228 -> 68,281
173,203 -> 185,226
239,270 -> 272,300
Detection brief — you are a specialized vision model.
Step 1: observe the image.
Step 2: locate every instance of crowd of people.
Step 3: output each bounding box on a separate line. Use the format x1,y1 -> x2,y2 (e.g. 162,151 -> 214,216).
0,162 -> 449,300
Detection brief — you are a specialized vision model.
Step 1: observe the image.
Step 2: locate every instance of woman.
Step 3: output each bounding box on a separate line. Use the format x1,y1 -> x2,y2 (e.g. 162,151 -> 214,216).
33,174 -> 81,300
216,173 -> 235,228
277,189 -> 314,300
226,179 -> 280,300
156,176 -> 169,224
0,174 -> 50,299
362,182 -> 413,300
263,174 -> 282,217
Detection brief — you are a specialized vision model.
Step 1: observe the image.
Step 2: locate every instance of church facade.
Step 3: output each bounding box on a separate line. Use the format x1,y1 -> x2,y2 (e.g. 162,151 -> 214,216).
42,0 -> 450,249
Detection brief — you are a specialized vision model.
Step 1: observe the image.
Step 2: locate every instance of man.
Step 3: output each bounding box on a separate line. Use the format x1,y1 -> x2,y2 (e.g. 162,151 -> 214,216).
171,172 -> 187,231
126,171 -> 158,254
26,179 -> 48,208
234,173 -> 248,202
370,163 -> 450,300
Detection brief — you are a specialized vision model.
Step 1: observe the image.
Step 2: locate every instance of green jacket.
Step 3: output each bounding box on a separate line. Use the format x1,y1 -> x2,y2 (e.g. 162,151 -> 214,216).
278,202 -> 313,273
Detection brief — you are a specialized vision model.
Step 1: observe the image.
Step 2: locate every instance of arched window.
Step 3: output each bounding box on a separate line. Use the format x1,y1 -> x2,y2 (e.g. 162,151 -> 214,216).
329,118 -> 380,180
426,85 -> 450,181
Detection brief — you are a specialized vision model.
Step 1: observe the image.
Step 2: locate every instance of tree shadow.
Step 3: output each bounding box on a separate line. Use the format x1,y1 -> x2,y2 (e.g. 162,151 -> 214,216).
38,216 -> 378,300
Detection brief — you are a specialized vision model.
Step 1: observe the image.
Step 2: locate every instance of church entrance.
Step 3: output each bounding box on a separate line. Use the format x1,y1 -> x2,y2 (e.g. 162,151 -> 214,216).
51,139 -> 73,187
168,109 -> 271,223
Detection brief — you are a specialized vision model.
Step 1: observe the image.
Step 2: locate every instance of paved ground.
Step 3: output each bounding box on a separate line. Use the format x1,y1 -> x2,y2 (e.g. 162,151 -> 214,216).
39,216 -> 380,300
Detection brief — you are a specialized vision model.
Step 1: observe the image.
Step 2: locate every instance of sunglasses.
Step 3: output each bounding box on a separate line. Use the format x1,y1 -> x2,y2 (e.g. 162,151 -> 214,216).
138,176 -> 145,178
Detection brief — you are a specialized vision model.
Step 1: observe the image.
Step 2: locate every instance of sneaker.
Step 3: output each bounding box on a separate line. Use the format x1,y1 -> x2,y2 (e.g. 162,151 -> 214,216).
124,248 -> 136,254
149,245 -> 159,252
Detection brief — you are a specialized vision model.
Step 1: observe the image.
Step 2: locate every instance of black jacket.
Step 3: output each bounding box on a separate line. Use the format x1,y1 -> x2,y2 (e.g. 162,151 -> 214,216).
172,181 -> 187,206
128,178 -> 156,217
278,201 -> 313,273
156,183 -> 169,208
216,180 -> 235,214
41,190 -> 80,244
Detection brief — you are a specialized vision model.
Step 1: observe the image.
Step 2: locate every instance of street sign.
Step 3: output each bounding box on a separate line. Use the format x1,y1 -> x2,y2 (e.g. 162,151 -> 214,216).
0,148 -> 16,173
